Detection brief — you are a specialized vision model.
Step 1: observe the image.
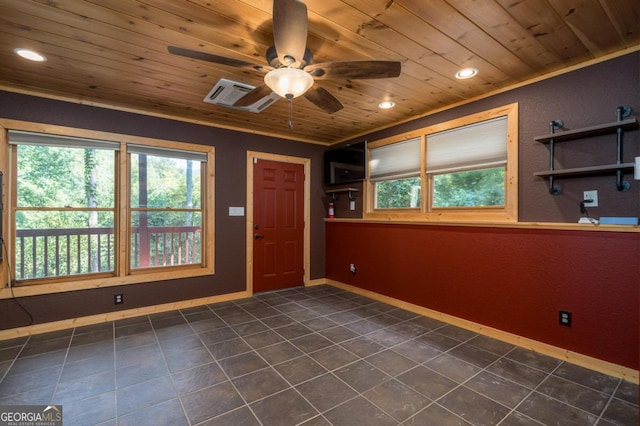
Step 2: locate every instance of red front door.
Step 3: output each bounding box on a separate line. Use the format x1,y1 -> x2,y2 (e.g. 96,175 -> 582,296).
252,159 -> 305,293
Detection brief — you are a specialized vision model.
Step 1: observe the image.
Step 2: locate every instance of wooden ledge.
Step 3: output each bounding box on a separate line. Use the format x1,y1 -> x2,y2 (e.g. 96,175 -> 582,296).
325,218 -> 639,233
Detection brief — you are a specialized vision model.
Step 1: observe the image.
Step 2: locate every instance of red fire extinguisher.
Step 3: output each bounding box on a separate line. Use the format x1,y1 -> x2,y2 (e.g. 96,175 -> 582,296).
328,201 -> 335,219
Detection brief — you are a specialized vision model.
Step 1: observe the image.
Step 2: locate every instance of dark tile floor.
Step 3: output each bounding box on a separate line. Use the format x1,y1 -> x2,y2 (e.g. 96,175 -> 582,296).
0,285 -> 637,425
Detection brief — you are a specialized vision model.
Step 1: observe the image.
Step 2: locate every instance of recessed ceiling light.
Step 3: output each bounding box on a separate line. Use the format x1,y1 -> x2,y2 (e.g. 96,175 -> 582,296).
14,48 -> 47,62
455,67 -> 478,79
378,101 -> 395,109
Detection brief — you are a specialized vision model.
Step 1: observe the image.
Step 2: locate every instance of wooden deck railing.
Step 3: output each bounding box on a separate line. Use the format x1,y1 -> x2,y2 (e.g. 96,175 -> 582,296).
15,226 -> 201,280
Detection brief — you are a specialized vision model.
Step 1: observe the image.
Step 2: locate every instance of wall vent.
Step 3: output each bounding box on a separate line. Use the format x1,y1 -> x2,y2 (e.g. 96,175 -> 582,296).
203,78 -> 279,113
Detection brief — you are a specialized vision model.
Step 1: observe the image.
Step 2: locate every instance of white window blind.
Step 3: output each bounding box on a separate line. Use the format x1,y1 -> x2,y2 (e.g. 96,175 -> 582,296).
8,130 -> 120,151
127,144 -> 207,162
369,137 -> 421,181
426,116 -> 507,174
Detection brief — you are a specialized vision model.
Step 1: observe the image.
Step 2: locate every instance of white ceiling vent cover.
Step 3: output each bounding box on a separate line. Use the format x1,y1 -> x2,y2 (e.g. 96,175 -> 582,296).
203,78 -> 279,113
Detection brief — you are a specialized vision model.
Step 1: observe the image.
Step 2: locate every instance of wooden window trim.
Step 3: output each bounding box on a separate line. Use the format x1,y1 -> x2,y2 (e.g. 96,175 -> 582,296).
365,103 -> 518,222
0,119 -> 215,299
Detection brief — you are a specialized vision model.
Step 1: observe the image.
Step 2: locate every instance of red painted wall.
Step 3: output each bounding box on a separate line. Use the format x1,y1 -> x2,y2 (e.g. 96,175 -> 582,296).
326,221 -> 639,370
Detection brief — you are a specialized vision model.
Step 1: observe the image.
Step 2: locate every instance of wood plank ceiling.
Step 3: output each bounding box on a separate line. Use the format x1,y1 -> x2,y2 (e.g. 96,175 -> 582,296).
0,0 -> 638,145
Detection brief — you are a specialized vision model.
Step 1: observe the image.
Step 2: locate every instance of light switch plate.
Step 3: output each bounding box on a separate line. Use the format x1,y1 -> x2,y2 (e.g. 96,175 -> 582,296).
228,206 -> 245,216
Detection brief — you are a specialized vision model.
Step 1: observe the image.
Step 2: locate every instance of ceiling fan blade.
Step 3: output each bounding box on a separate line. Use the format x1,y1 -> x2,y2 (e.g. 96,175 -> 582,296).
305,61 -> 401,80
167,46 -> 267,72
304,86 -> 344,114
233,85 -> 274,107
273,0 -> 308,67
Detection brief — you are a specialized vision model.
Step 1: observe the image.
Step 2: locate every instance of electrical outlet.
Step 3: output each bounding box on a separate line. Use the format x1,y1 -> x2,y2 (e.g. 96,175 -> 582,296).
583,190 -> 598,207
559,310 -> 571,327
349,263 -> 356,274
114,293 -> 124,305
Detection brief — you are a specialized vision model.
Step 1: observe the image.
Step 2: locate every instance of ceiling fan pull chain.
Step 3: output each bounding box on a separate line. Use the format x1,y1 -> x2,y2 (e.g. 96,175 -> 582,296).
287,95 -> 294,132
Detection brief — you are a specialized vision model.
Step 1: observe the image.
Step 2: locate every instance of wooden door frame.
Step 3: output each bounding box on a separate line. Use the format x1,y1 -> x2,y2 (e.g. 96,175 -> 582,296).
246,151 -> 311,295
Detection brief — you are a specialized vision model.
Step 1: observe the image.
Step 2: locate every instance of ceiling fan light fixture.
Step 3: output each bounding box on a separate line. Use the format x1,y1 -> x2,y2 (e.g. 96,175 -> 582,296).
264,67 -> 314,99
14,48 -> 47,62
455,67 -> 478,79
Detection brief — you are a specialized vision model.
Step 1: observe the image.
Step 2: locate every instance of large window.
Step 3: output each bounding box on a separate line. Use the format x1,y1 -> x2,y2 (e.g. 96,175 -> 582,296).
366,104 -> 518,221
11,132 -> 117,280
3,124 -> 214,291
129,145 -> 205,270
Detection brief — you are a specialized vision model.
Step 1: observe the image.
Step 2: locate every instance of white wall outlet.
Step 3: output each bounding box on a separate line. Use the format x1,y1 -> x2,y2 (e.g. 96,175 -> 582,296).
583,190 -> 598,207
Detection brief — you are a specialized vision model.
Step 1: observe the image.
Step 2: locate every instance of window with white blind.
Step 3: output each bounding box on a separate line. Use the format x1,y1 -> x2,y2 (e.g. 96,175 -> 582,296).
427,117 -> 507,208
370,137 -> 421,209
2,123 -> 214,292
366,103 -> 518,221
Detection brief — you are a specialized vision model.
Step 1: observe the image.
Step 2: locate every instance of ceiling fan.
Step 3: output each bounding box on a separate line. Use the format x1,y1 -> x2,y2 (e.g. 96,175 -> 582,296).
168,0 -> 401,128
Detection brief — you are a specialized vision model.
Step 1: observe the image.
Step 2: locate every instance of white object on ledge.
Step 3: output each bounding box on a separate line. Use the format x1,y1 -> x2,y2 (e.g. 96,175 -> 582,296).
578,217 -> 599,224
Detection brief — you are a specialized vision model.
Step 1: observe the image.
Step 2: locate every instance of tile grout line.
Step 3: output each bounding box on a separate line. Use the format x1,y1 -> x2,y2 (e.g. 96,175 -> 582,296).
267,290 -> 459,425
192,302 -> 271,426
178,295 -> 446,424
331,293 -> 477,425
258,292 -> 401,425
0,336 -> 30,383
121,313 -> 196,424
497,360 -> 569,425
233,295 -> 343,425
250,290 -> 476,425
176,307 -> 241,426
402,338 -> 519,425
488,348 -> 548,426
500,359 -> 627,425
110,321 -> 118,424
48,327 -> 77,407
592,378 -> 623,425
500,361 -> 597,424
234,290 -> 407,425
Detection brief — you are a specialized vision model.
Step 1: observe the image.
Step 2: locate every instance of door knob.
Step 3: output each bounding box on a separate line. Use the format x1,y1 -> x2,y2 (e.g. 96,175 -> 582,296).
254,233 -> 264,239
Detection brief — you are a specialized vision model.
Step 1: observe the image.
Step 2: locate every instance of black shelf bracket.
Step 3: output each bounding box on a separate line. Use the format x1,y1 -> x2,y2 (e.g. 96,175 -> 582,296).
548,119 -> 563,195
615,106 -> 631,192
325,187 -> 359,201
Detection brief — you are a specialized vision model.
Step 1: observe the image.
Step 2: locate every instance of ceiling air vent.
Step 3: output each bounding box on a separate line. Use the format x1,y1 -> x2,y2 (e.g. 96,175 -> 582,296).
203,78 -> 279,113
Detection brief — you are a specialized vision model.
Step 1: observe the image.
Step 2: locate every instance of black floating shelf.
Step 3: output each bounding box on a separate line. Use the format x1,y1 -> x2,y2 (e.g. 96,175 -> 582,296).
533,163 -> 635,177
534,118 -> 638,144
325,187 -> 359,200
534,106 -> 638,194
